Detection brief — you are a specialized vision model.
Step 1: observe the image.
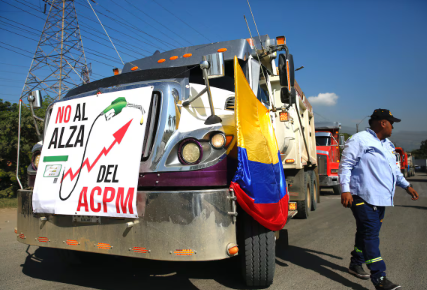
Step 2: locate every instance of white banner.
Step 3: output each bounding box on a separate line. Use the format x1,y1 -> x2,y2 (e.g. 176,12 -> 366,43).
33,86 -> 153,218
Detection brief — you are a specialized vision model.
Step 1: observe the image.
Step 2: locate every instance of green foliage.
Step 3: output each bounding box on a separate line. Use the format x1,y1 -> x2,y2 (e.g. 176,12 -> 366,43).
411,139 -> 427,159
0,97 -> 53,198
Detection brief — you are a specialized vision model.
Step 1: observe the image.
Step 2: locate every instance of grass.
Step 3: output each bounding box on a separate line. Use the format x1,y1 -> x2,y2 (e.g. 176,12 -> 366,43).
0,198 -> 18,208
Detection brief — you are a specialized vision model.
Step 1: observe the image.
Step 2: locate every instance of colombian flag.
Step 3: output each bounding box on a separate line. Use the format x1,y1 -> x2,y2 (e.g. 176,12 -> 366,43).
230,56 -> 289,231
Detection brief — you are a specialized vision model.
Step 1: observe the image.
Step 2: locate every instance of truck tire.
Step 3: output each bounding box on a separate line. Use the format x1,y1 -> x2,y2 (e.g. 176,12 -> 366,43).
238,210 -> 275,288
295,172 -> 311,219
332,184 -> 341,195
309,170 -> 319,211
310,172 -> 317,211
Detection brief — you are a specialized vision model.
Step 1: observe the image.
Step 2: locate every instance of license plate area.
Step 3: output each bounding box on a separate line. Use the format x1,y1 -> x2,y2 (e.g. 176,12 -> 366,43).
72,215 -> 101,224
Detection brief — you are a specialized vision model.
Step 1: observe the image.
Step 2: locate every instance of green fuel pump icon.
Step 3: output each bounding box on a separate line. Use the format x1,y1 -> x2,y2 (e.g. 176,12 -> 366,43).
102,97 -> 145,124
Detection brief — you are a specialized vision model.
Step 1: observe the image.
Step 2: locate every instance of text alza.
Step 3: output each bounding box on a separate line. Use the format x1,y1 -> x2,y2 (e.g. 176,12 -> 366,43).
49,103 -> 88,149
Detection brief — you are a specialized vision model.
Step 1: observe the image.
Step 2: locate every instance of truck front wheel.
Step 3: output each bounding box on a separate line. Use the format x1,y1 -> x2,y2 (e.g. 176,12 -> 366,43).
238,210 -> 276,288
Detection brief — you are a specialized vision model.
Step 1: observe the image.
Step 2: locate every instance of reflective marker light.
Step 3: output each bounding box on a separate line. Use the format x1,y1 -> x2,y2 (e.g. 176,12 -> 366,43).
131,66 -> 138,71
170,56 -> 178,60
113,68 -> 121,75
158,59 -> 166,63
225,135 -> 234,148
178,139 -> 202,165
183,53 -> 192,58
279,112 -> 288,122
285,159 -> 295,164
32,150 -> 41,170
217,48 -> 227,52
289,202 -> 297,211
211,133 -> 225,149
276,36 -> 286,45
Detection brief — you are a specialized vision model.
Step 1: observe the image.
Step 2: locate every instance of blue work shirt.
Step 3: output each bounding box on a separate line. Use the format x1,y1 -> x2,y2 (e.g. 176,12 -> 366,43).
338,128 -> 409,206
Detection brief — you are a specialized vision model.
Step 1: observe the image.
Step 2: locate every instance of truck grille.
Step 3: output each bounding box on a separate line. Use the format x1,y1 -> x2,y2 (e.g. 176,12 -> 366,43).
317,155 -> 327,175
224,97 -> 234,110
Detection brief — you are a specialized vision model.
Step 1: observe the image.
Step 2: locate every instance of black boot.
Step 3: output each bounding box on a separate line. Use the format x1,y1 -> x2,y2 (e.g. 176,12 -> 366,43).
374,276 -> 401,290
348,263 -> 370,280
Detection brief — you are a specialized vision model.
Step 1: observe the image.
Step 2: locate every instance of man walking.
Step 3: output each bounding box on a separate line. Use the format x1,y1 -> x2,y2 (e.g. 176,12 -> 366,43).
339,109 -> 419,290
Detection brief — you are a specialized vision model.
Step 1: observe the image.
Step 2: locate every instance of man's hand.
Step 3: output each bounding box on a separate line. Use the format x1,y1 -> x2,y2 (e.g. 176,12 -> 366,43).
341,192 -> 353,208
406,187 -> 419,200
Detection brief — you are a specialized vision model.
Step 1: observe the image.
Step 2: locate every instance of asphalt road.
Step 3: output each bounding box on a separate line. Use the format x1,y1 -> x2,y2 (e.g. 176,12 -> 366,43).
1,172 -> 426,290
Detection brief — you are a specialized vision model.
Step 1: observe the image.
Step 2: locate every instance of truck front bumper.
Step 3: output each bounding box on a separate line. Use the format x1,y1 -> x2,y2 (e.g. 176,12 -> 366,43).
16,188 -> 236,261
319,175 -> 339,187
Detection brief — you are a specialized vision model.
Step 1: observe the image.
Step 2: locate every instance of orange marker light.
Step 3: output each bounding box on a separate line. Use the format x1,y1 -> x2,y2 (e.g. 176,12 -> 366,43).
228,246 -> 239,256
170,56 -> 178,60
113,68 -> 121,75
174,249 -> 194,256
285,159 -> 295,164
225,135 -> 234,147
276,36 -> 286,45
246,38 -> 255,48
183,53 -> 192,58
158,59 -> 166,63
289,202 -> 297,211
217,48 -> 227,52
131,66 -> 138,71
38,237 -> 49,243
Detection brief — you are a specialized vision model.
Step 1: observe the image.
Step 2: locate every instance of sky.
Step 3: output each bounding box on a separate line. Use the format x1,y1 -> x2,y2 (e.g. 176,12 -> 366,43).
0,0 -> 426,150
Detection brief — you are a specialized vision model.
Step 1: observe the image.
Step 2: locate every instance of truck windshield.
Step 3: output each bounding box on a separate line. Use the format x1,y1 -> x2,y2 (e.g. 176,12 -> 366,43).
316,137 -> 331,146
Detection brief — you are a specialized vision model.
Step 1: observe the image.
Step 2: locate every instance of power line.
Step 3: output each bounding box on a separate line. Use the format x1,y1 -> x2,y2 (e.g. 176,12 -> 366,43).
122,0 -> 194,46
85,0 -> 124,65
108,0 -> 183,48
151,0 -> 212,43
75,1 -> 167,51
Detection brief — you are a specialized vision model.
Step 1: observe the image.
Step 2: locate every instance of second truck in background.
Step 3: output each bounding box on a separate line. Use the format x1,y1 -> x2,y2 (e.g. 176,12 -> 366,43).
315,122 -> 344,195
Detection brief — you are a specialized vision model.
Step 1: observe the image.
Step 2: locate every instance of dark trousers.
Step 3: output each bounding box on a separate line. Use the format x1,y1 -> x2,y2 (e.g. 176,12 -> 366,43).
350,195 -> 386,282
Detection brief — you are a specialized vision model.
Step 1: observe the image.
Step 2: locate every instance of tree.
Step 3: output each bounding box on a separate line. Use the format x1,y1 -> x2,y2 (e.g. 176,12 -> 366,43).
0,97 -> 52,198
411,139 -> 427,159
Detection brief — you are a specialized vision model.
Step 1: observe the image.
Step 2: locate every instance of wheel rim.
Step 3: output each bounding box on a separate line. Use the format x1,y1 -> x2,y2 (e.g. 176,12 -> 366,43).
313,183 -> 317,203
307,185 -> 311,209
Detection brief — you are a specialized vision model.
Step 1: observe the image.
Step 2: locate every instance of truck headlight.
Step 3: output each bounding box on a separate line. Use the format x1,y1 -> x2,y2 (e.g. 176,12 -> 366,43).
178,139 -> 202,165
32,150 -> 41,170
210,133 -> 225,149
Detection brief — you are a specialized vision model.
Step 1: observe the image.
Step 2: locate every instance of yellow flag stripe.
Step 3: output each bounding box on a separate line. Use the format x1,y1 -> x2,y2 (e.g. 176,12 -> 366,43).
234,56 -> 279,165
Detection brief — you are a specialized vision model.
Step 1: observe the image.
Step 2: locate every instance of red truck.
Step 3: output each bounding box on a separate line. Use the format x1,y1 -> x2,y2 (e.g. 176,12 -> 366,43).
315,122 -> 344,194
395,147 -> 414,177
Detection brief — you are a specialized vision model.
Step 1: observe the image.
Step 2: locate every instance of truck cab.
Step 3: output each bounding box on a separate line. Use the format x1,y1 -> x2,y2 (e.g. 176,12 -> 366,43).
315,122 -> 343,194
17,35 -> 309,287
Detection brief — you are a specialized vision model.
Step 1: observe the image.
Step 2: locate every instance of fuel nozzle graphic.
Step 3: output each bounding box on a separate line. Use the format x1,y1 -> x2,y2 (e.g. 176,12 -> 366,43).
102,97 -> 145,124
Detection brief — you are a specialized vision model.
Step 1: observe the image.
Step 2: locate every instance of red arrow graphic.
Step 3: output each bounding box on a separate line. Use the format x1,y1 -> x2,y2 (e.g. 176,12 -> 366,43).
61,119 -> 133,182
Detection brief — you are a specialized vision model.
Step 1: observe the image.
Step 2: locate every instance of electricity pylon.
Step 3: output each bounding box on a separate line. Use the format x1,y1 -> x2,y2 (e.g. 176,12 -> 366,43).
21,0 -> 90,100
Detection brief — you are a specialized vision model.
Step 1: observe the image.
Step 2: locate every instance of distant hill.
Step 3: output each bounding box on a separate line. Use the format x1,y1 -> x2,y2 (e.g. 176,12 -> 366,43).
339,126 -> 426,151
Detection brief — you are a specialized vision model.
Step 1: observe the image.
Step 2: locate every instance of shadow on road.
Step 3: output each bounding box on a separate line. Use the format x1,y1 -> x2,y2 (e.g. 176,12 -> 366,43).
20,246 -> 247,290
406,179 -> 427,183
276,243 -> 369,290
395,205 -> 427,210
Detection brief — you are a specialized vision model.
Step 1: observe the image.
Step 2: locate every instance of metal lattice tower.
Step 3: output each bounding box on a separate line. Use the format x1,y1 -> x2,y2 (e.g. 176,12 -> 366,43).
21,0 -> 90,100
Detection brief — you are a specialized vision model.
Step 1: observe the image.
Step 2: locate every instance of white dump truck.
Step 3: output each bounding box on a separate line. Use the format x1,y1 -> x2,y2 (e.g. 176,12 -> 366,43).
17,35 -> 317,287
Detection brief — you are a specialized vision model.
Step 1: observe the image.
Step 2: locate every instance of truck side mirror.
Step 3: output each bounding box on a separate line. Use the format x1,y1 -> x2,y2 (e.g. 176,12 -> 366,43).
281,87 -> 296,105
28,90 -> 43,109
339,134 -> 345,148
278,53 -> 295,87
204,52 -> 224,79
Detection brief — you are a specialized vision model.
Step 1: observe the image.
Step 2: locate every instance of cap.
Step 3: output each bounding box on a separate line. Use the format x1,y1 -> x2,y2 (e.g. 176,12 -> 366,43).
370,109 -> 401,123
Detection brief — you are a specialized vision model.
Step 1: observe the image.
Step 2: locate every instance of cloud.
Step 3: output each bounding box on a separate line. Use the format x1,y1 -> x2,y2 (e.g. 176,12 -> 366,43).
308,92 -> 339,106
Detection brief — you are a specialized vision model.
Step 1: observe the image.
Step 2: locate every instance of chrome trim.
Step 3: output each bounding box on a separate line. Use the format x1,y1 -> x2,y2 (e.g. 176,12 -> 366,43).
316,150 -> 329,155
17,189 -> 236,261
315,132 -> 332,137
